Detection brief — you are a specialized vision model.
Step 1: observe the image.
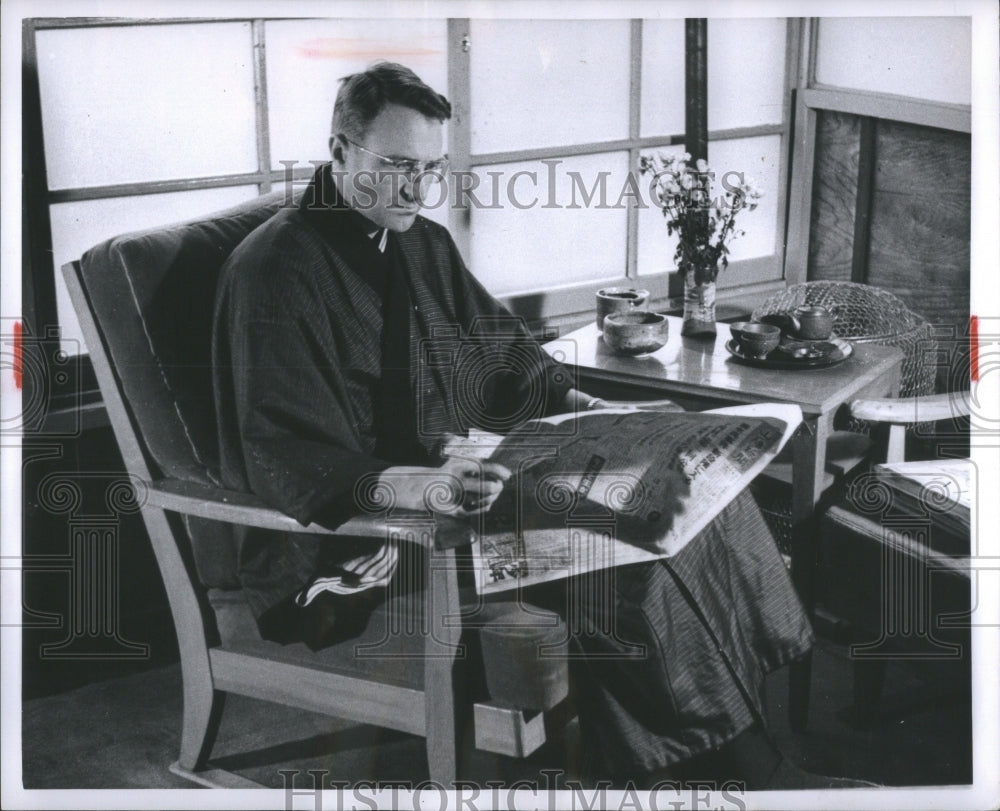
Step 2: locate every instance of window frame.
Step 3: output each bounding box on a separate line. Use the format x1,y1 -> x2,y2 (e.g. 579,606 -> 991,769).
23,17 -> 280,431
23,15 -> 803,426
448,17 -> 803,328
784,18 -> 973,288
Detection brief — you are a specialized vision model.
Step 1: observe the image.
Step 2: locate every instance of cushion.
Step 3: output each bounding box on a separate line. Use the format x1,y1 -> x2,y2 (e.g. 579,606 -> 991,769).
79,189 -> 299,485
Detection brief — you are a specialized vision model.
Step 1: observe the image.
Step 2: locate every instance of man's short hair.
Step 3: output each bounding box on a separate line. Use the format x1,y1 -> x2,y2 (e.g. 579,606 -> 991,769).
332,62 -> 451,138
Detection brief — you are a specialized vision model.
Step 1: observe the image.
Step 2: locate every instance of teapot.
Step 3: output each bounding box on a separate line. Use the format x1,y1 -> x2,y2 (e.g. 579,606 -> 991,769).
789,305 -> 835,340
760,305 -> 835,341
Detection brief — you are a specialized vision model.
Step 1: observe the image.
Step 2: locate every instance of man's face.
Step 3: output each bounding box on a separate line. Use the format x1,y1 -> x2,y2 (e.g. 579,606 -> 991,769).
332,103 -> 446,232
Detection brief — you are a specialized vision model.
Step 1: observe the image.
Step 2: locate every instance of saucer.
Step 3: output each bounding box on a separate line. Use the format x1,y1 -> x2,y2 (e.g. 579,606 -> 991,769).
725,337 -> 852,369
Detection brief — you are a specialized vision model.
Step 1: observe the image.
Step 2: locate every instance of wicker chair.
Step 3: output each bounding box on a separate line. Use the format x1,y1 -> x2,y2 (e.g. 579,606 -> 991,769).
752,281 -> 937,400
749,282 -> 944,555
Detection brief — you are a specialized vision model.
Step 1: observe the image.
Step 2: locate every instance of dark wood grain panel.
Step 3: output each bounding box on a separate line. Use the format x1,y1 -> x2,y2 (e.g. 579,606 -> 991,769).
868,120 -> 970,325
808,111 -> 861,282
867,120 -> 971,390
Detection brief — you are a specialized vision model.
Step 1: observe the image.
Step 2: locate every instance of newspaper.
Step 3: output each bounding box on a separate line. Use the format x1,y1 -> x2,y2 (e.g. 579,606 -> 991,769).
446,403 -> 802,594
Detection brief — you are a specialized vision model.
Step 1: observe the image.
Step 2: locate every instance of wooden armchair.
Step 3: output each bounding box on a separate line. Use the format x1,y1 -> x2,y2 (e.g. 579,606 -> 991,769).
748,282 -> 968,731
62,193 -> 571,787
821,390 -> 971,723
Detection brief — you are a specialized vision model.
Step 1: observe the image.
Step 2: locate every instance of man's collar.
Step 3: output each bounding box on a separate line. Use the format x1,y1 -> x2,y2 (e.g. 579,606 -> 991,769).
299,163 -> 388,253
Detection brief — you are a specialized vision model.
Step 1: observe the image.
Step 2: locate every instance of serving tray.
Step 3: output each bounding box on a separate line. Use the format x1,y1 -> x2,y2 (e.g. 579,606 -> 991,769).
725,337 -> 853,370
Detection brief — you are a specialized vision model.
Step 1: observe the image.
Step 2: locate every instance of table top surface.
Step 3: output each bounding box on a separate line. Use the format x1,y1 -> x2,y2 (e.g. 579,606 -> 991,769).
546,317 -> 905,416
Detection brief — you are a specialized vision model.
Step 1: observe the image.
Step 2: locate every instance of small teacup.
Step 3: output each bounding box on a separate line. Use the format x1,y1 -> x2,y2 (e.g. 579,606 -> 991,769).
596,287 -> 650,330
731,321 -> 781,359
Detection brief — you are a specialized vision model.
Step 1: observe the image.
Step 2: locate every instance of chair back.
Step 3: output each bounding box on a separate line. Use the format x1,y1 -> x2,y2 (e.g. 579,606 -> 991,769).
77,190 -> 295,485
67,191 -> 297,597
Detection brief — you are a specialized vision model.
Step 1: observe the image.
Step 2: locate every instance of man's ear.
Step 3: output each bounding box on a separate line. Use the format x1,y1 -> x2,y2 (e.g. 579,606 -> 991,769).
329,134 -> 345,166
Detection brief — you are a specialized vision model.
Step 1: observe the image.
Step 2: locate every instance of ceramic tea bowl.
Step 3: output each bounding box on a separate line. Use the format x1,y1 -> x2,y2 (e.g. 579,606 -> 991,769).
603,311 -> 669,356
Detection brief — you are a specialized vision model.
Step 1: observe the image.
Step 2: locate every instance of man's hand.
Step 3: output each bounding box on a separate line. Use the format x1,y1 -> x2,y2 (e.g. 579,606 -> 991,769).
376,457 -> 512,516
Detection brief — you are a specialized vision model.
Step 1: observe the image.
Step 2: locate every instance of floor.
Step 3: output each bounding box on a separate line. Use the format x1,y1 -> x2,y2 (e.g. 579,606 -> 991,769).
20,635 -> 971,792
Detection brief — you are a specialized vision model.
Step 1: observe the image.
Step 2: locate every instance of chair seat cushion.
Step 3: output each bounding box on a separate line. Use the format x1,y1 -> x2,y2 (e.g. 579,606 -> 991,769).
208,587 -> 569,711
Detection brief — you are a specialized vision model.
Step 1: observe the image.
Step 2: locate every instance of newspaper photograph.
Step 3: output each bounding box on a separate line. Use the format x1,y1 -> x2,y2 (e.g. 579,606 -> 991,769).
4,2 -> 995,808
447,403 -> 802,594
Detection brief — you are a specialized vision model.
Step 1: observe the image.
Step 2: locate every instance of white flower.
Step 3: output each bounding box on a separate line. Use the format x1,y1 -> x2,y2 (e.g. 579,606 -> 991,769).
741,175 -> 764,199
695,158 -> 709,174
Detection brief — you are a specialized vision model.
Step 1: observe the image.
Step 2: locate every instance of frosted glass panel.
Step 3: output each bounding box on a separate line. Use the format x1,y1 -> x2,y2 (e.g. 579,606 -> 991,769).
816,17 -> 971,105
636,137 -> 780,277
636,145 -> 687,278
50,186 -> 259,354
36,24 -> 258,189
266,19 -> 448,170
708,136 -> 780,263
470,20 -> 631,154
640,20 -> 686,138
708,19 -> 786,130
469,153 -> 631,294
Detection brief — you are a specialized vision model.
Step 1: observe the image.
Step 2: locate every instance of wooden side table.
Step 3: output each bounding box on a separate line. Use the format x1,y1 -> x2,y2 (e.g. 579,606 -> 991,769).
544,317 -> 904,729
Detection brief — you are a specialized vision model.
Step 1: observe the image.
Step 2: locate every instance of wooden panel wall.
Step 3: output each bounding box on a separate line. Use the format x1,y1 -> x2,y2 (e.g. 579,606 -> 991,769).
867,120 -> 971,339
808,111 -> 860,281
807,110 -> 971,392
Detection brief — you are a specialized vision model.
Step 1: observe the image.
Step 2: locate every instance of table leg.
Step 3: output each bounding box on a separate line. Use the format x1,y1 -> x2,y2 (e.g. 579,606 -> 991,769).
789,416 -> 832,608
787,415 -> 833,732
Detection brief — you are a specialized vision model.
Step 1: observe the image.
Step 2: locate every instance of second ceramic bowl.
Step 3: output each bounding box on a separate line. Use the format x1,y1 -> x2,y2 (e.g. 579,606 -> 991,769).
603,311 -> 669,356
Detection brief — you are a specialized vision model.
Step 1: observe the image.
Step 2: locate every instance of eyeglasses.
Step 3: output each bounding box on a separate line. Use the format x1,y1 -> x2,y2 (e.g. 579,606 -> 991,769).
343,136 -> 449,178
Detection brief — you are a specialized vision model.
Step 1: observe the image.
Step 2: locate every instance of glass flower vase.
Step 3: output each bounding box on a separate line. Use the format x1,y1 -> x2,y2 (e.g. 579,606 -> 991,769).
681,266 -> 717,337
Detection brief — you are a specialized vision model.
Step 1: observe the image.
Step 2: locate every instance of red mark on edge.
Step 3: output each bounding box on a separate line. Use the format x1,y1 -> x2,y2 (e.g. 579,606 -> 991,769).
13,320 -> 23,389
295,38 -> 440,61
970,315 -> 979,382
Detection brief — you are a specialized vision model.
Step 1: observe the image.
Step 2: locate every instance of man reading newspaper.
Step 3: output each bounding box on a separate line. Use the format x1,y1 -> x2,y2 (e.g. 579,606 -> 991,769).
213,62 -> 871,789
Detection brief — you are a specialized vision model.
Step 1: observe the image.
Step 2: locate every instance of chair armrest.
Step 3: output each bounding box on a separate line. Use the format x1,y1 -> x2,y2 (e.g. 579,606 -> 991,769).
848,391 -> 969,425
144,479 -> 475,550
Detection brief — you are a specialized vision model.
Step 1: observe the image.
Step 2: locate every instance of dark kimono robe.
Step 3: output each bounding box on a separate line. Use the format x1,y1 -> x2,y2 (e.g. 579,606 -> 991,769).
213,166 -> 570,619
212,165 -> 813,773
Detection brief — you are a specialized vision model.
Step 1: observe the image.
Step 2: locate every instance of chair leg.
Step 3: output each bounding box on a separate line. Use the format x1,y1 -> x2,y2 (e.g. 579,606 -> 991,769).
425,704 -> 459,786
178,679 -> 227,772
424,647 -> 464,784
788,653 -> 811,733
